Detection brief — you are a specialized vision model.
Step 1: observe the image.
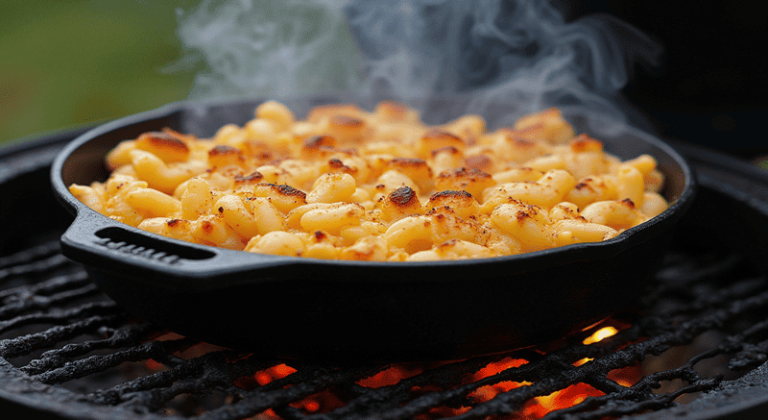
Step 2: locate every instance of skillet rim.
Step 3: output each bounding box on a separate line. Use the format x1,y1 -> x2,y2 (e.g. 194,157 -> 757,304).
50,96 -> 697,290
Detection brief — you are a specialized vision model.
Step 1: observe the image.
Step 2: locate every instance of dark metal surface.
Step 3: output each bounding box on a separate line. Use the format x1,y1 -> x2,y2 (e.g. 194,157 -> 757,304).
49,96 -> 695,359
3,125 -> 768,420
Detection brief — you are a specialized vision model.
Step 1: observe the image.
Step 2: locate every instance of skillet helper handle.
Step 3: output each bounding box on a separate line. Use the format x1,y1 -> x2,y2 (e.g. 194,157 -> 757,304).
59,211 -> 247,278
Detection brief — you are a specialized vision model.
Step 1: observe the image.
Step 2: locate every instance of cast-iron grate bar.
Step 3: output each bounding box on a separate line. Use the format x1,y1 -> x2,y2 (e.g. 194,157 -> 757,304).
31,337 -> 199,385
0,301 -> 118,334
1,236 -> 768,420
92,351 -> 280,411
21,322 -> 156,375
0,241 -> 61,270
196,364 -> 381,420
0,270 -> 90,301
540,377 -> 722,420
0,314 -> 125,359
0,253 -> 71,283
313,355 -> 514,420
0,282 -> 103,318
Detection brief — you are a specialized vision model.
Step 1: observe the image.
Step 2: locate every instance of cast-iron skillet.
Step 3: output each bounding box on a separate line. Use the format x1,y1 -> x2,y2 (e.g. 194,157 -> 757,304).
51,94 -> 696,361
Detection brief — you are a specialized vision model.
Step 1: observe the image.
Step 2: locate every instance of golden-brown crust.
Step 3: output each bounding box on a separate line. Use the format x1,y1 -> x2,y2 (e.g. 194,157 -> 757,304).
166,218 -> 184,227
429,189 -> 473,201
389,157 -> 427,168
621,197 -> 636,209
133,131 -> 191,163
430,146 -> 461,157
569,134 -> 603,153
437,167 -> 491,181
255,183 -> 307,200
435,168 -> 495,198
422,129 -> 464,147
138,131 -> 190,152
304,135 -> 337,149
208,145 -> 239,156
330,115 -> 365,129
234,172 -> 265,184
76,101 -> 667,261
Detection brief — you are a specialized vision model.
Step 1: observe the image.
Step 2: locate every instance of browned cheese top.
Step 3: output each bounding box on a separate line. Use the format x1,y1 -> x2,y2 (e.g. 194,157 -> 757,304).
69,101 -> 668,261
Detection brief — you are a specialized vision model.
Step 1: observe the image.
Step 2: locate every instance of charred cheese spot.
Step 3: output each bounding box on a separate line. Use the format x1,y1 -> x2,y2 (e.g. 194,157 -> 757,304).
234,172 -> 264,184
430,146 -> 461,157
208,145 -> 244,168
135,131 -> 190,163
379,186 -> 421,221
330,115 -> 365,129
388,186 -> 418,206
138,132 -> 189,151
304,135 -> 337,150
250,183 -> 307,213
426,190 -> 479,220
575,180 -> 593,191
208,145 -> 241,157
389,157 -> 428,169
435,167 -> 495,198
569,134 -> 603,153
201,220 -> 214,234
166,218 -> 184,227
275,184 -> 306,198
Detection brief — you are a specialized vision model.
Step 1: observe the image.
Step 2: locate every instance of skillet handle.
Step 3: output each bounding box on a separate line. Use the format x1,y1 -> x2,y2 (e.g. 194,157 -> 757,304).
60,210 -> 287,283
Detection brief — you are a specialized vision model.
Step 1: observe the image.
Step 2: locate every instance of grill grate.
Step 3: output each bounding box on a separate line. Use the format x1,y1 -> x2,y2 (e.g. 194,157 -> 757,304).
3,135 -> 768,419
2,227 -> 767,420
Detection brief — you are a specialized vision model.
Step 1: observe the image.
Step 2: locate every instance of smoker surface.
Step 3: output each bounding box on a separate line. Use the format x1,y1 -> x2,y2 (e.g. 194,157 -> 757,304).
2,129 -> 768,420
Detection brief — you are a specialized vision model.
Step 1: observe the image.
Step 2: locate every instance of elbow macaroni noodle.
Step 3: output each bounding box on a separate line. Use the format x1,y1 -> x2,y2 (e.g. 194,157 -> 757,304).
70,101 -> 669,261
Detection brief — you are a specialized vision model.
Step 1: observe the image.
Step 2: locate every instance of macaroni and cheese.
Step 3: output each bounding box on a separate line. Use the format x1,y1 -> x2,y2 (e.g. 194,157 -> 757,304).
69,101 -> 668,261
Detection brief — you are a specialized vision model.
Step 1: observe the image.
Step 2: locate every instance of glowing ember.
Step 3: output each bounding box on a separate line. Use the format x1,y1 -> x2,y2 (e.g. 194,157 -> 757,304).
467,357 -> 531,404
357,363 -> 426,388
573,358 -> 591,367
470,357 -> 528,381
524,383 -> 605,419
213,324 -> 639,418
144,359 -> 165,371
303,400 -> 320,412
254,364 -> 297,386
253,408 -> 281,420
289,390 -> 345,415
272,325 -> 640,419
583,326 -> 619,345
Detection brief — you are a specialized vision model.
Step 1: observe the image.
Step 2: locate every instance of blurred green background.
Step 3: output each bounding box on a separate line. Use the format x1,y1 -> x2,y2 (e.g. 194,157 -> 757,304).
0,0 -> 197,146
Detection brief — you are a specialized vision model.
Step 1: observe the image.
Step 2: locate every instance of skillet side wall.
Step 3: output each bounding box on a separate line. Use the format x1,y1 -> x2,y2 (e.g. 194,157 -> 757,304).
86,230 -> 670,361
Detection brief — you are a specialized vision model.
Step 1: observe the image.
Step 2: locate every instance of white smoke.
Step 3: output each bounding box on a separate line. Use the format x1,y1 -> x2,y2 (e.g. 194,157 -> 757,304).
177,0 -> 661,132
178,0 -> 360,98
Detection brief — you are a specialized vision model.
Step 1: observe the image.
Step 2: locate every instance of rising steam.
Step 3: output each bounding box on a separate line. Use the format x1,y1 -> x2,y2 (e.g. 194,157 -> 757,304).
178,0 -> 360,98
177,0 -> 661,132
